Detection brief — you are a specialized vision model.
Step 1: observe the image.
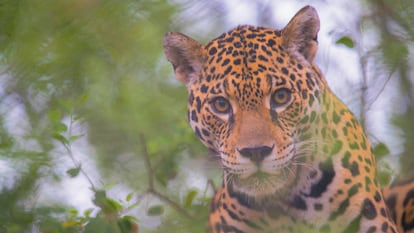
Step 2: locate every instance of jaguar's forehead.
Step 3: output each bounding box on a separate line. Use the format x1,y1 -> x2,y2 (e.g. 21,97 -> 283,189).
204,25 -> 286,77
199,25 -> 306,108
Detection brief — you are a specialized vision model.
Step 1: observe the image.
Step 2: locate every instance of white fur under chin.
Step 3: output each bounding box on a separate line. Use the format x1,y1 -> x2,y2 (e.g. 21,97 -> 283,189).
229,171 -> 291,199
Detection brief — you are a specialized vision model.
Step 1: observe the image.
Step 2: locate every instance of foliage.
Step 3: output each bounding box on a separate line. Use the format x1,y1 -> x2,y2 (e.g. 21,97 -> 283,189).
0,0 -> 209,232
364,0 -> 414,178
336,36 -> 355,48
334,0 -> 414,182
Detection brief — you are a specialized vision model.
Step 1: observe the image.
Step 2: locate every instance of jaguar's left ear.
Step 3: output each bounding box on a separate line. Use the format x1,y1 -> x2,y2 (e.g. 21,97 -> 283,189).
163,32 -> 206,85
282,5 -> 320,63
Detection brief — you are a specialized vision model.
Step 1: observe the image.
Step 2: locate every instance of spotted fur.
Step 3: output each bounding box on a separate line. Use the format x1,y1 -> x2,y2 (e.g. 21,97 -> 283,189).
383,179 -> 414,233
164,5 -> 401,233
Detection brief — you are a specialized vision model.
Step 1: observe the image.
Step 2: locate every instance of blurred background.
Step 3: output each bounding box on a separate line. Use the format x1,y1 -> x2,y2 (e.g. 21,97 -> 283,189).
0,0 -> 413,232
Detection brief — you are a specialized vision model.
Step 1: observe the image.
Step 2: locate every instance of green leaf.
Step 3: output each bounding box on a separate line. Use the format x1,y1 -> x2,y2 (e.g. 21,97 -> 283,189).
127,202 -> 139,210
54,122 -> 68,133
93,190 -> 107,207
336,36 -> 355,48
147,139 -> 159,155
84,208 -> 94,218
118,215 -> 138,233
78,94 -> 89,104
147,205 -> 164,216
53,133 -> 69,146
382,37 -> 409,69
68,208 -> 78,216
184,189 -> 198,209
126,192 -> 134,202
93,190 -> 123,213
84,217 -> 112,233
105,198 -> 123,212
69,134 -> 84,142
48,109 -> 62,122
73,115 -> 84,122
373,143 -> 390,159
67,166 -> 81,178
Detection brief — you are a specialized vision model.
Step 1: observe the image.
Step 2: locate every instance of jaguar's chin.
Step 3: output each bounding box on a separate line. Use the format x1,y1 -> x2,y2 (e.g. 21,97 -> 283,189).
228,171 -> 291,200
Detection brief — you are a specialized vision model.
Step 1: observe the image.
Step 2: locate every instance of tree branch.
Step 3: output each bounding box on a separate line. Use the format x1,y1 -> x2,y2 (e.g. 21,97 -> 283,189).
139,135 -> 154,189
138,135 -> 195,220
149,188 -> 194,220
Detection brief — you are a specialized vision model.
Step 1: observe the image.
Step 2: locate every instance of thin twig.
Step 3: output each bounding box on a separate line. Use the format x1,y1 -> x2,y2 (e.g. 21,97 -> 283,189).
357,41 -> 369,130
366,67 -> 396,112
207,179 -> 217,193
64,114 -> 96,191
123,189 -> 151,214
139,135 -> 154,189
138,135 -> 194,219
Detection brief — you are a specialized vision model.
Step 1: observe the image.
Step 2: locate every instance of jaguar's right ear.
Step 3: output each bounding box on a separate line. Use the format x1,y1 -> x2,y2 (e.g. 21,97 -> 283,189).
281,6 -> 319,63
163,32 -> 206,84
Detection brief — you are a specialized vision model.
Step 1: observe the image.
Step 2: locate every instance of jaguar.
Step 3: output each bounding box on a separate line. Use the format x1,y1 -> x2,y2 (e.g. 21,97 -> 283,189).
163,5 -> 413,233
383,178 -> 414,233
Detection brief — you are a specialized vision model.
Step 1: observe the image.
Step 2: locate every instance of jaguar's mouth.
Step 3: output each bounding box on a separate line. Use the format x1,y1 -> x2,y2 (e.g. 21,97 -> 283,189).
240,169 -> 283,182
248,170 -> 272,179
228,169 -> 292,198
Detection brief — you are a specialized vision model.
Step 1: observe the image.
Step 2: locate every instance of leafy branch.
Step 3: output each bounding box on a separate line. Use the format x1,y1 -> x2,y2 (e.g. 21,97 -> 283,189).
138,134 -> 196,220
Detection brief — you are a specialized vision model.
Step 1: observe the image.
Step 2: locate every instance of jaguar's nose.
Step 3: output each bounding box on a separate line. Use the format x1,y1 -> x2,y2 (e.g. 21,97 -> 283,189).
238,145 -> 274,163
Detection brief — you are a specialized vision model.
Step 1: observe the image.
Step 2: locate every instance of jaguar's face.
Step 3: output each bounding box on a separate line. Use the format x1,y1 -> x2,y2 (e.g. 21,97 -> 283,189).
188,29 -> 322,198
203,84 -> 303,198
163,7 -> 323,198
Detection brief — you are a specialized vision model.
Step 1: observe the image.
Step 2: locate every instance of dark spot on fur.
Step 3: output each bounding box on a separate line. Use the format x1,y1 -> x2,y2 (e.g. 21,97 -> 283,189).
307,157 -> 335,198
362,198 -> 377,220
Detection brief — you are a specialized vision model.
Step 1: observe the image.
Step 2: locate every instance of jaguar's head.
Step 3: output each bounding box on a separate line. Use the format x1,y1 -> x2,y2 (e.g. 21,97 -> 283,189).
163,6 -> 326,199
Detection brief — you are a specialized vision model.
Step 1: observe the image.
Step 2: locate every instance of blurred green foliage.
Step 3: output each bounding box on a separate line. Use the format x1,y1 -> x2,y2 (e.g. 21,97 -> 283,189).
0,0 -> 209,232
365,0 -> 414,178
0,0 -> 413,233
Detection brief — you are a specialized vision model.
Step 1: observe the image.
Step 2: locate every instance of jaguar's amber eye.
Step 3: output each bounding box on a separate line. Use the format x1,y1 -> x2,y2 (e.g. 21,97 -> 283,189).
271,88 -> 292,108
211,97 -> 231,114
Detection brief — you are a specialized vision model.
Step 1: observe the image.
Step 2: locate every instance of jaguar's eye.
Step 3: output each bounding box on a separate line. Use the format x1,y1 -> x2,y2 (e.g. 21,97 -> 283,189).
211,97 -> 231,114
271,88 -> 292,108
